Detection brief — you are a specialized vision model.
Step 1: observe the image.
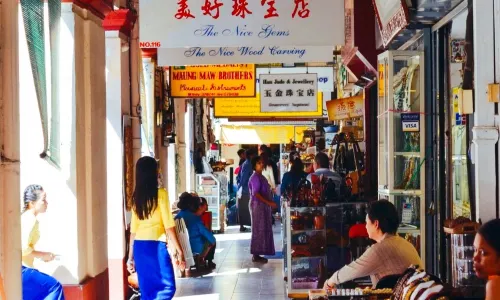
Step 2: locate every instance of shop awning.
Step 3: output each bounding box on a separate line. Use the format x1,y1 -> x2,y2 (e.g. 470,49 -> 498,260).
220,125 -> 312,145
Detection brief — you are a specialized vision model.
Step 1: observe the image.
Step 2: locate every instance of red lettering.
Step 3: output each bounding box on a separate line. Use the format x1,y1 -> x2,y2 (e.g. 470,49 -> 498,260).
139,41 -> 161,48
292,0 -> 310,19
175,0 -> 195,19
231,0 -> 252,19
201,0 -> 223,19
261,0 -> 279,19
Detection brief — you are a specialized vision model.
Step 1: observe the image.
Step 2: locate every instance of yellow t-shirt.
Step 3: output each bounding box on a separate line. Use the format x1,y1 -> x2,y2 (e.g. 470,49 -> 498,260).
21,211 -> 40,268
130,188 -> 175,242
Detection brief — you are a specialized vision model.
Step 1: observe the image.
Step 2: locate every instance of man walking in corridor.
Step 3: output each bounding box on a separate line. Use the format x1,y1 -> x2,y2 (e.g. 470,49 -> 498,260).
237,148 -> 256,232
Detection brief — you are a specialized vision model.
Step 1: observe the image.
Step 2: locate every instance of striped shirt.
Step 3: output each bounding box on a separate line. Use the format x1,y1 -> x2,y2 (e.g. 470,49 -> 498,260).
330,234 -> 422,287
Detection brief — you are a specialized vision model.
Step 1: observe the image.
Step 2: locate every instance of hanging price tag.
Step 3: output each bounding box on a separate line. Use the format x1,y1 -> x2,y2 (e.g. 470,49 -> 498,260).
401,113 -> 420,132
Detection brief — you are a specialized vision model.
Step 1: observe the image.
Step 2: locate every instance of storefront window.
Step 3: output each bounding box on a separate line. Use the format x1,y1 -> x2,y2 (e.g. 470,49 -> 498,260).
449,10 -> 471,219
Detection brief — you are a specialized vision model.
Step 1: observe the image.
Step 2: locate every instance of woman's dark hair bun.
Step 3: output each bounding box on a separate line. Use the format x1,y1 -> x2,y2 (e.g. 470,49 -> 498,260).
23,184 -> 44,211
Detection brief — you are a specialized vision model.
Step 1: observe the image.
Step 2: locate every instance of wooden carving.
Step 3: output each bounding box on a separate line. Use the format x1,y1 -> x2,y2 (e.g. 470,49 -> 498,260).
372,0 -> 409,47
124,125 -> 134,210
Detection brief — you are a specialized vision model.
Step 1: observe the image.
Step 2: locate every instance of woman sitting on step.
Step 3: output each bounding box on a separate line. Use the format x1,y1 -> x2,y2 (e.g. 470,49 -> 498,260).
21,184 -> 65,300
175,193 -> 217,270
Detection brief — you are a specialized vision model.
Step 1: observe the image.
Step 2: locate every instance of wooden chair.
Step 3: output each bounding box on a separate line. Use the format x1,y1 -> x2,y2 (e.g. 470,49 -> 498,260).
168,218 -> 196,277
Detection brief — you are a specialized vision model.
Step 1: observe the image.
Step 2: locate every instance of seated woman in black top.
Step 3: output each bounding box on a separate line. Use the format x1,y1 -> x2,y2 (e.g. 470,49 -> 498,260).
280,158 -> 307,196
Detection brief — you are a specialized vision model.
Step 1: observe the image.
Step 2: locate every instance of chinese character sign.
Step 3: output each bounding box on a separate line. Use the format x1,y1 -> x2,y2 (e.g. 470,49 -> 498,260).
325,94 -> 364,121
259,73 -> 318,113
140,0 -> 344,49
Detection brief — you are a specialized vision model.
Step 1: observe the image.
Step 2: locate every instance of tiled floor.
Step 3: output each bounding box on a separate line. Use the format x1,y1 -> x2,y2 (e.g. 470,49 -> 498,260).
173,222 -> 289,300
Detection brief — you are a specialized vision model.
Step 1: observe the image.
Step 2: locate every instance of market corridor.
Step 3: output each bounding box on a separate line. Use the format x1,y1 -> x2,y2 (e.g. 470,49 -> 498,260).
173,223 -> 287,300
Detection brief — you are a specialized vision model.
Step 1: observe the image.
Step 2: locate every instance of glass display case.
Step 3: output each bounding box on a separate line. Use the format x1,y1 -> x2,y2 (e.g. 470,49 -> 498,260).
285,203 -> 328,296
450,234 -> 485,297
283,201 -> 372,297
324,202 -> 372,285
195,174 -> 221,231
377,50 -> 426,264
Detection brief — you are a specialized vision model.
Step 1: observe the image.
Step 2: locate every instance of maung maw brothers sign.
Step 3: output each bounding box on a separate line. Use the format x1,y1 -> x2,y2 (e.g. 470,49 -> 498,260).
146,0 -> 344,65
170,64 -> 256,97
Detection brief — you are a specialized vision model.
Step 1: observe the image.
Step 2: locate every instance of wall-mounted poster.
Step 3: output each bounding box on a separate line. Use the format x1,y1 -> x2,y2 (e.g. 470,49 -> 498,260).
451,39 -> 466,63
372,0 -> 409,47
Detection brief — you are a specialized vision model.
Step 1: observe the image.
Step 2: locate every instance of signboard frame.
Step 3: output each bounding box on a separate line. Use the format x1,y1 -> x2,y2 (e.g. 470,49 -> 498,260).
169,64 -> 257,98
214,92 -> 323,118
259,73 -> 319,113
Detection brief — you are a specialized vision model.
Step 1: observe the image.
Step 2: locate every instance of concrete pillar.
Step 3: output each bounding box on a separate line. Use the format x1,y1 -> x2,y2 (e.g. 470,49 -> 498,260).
472,0 -> 499,222
130,22 -> 142,168
175,98 -> 187,195
185,102 -> 194,191
0,0 -> 22,297
73,4 -> 109,283
103,19 -> 131,299
142,57 -> 155,156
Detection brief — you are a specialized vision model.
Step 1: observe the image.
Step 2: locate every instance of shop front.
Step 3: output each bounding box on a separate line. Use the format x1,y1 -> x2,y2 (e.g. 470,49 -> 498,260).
372,0 -> 488,298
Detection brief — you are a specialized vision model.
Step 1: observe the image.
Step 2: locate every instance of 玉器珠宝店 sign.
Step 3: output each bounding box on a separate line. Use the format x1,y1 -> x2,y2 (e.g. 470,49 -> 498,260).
170,64 -> 256,98
145,0 -> 344,65
259,73 -> 318,113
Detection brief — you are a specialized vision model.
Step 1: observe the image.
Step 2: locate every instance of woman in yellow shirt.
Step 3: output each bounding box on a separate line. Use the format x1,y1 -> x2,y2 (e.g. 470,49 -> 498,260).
21,184 -> 65,300
127,157 -> 185,300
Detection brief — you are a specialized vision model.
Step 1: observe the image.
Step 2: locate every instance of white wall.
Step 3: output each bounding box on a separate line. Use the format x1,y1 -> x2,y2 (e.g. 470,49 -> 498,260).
19,3 -> 80,284
18,3 -> 109,284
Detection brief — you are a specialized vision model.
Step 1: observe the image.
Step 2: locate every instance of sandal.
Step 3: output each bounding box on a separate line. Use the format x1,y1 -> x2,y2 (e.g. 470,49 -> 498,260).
252,256 -> 268,263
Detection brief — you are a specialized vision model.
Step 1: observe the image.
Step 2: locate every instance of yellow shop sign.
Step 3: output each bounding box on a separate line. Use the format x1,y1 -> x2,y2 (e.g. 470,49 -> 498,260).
214,92 -> 323,118
169,64 -> 256,98
326,94 -> 364,121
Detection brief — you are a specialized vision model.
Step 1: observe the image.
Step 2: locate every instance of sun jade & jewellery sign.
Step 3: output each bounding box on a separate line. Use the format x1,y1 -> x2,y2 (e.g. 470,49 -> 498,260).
144,0 -> 344,65
170,64 -> 256,97
259,73 -> 318,112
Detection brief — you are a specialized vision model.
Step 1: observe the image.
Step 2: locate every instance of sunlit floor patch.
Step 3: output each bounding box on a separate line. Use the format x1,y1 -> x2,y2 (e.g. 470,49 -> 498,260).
174,293 -> 222,300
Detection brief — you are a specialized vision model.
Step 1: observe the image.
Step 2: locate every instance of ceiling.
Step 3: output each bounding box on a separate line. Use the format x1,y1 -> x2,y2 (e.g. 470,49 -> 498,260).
388,0 -> 467,49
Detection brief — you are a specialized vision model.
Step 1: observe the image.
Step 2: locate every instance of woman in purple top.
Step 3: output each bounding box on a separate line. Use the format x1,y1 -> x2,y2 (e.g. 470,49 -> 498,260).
248,155 -> 277,263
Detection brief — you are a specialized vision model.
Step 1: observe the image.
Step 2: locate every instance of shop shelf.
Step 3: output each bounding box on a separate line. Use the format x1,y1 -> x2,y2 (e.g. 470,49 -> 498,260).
378,50 -> 426,265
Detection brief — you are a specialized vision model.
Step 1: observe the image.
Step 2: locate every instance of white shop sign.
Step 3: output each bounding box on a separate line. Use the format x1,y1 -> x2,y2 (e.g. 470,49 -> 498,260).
157,46 -> 333,66
140,0 -> 345,48
259,73 -> 318,112
256,67 -> 334,92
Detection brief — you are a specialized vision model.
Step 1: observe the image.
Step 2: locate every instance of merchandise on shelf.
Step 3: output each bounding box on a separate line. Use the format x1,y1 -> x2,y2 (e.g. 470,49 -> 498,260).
283,199 -> 371,297
378,50 -> 426,264
195,174 -> 224,232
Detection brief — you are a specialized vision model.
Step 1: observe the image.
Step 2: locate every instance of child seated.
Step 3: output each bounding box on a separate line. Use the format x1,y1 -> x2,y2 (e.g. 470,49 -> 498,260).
175,193 -> 216,270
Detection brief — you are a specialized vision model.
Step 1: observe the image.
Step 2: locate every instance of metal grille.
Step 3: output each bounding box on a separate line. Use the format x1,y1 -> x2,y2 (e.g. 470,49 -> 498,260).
20,0 -> 61,165
21,0 -> 48,156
